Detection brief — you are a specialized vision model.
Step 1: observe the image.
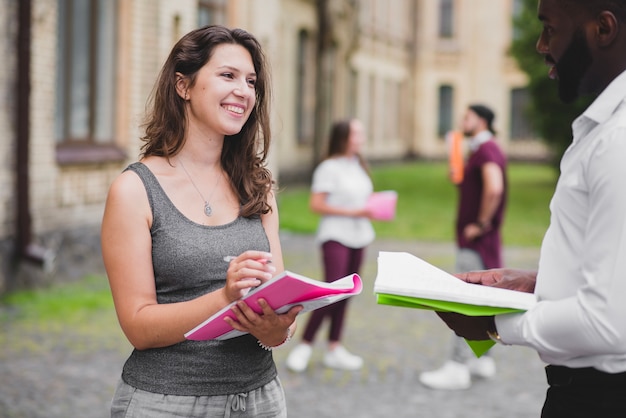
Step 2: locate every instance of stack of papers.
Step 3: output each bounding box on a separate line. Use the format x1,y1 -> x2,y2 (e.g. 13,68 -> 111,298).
374,251 -> 536,314
374,251 -> 537,356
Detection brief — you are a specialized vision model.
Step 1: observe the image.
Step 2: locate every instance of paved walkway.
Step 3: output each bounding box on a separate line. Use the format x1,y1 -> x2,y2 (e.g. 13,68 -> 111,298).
0,233 -> 547,417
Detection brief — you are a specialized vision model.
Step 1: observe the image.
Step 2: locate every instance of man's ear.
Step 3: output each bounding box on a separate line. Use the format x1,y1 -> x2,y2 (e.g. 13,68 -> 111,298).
596,11 -> 619,48
175,72 -> 189,100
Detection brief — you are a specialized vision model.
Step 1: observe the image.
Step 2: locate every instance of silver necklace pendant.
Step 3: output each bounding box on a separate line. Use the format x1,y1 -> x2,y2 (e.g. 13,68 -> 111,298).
204,202 -> 213,217
178,158 -> 220,218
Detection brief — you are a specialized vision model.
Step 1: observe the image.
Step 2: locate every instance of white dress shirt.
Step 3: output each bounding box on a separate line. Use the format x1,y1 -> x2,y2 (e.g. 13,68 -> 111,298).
312,156 -> 375,249
496,70 -> 626,373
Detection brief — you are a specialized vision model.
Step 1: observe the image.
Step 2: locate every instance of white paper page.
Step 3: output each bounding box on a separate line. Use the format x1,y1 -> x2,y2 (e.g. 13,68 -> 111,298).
374,251 -> 536,310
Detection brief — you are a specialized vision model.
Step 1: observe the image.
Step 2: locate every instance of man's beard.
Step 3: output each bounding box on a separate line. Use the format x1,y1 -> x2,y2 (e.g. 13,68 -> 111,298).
556,29 -> 593,103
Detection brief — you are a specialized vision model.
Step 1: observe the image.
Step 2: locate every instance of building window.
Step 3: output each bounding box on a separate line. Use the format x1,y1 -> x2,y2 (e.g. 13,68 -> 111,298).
438,85 -> 454,137
367,73 -> 377,144
510,88 -> 534,140
346,68 -> 358,118
512,0 -> 524,40
198,0 -> 227,27
55,0 -> 117,148
384,79 -> 400,142
439,0 -> 454,38
295,30 -> 315,145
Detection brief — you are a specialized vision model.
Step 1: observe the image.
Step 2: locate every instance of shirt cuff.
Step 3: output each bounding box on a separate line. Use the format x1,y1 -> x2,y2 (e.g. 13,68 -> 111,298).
494,312 -> 526,346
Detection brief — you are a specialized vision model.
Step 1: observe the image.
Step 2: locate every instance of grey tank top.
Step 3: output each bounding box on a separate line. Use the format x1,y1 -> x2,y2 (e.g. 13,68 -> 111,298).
120,162 -> 276,396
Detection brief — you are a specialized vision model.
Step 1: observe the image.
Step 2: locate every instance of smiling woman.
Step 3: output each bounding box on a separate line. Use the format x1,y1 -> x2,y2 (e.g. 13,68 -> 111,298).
101,25 -> 299,417
175,43 -> 257,142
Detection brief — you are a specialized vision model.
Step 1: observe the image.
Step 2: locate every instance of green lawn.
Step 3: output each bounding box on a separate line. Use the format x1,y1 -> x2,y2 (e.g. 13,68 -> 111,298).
0,275 -> 123,352
277,161 -> 557,248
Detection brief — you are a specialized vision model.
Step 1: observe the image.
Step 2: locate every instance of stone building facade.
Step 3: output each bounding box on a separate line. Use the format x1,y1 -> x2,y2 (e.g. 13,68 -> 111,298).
0,0 -> 543,291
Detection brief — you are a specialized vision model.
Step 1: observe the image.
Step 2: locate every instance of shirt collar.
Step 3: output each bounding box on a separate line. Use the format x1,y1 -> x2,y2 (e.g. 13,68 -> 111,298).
574,69 -> 626,137
468,130 -> 493,151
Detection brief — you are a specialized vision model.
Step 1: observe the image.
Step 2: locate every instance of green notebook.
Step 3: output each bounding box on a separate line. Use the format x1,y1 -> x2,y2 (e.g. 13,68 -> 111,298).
374,251 -> 537,357
376,293 -> 527,356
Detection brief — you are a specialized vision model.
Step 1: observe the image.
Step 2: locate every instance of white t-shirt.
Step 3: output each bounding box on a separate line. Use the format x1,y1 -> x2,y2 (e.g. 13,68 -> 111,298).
497,70 -> 626,373
311,156 -> 375,248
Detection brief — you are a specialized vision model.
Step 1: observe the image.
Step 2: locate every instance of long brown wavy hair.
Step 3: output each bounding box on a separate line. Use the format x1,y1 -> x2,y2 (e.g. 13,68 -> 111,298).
139,25 -> 273,218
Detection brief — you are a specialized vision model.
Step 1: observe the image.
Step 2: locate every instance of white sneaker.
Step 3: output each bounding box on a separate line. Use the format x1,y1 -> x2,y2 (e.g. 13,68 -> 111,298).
285,343 -> 312,372
419,361 -> 471,390
467,356 -> 496,379
323,345 -> 363,371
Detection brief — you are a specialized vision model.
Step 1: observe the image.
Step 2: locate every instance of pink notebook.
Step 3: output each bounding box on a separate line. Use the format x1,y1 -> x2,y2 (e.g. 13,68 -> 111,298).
366,190 -> 398,221
185,271 -> 363,341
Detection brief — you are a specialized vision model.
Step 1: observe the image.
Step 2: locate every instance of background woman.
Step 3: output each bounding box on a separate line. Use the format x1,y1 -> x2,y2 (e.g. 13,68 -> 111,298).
285,119 -> 375,372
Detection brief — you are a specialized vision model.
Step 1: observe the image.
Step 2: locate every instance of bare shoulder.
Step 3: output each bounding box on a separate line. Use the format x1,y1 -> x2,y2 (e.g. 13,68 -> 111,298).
107,157 -> 168,201
104,166 -> 152,223
107,167 -> 145,201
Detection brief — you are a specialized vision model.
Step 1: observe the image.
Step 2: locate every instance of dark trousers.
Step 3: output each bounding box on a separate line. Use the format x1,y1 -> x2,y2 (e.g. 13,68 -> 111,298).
541,365 -> 626,418
301,240 -> 364,343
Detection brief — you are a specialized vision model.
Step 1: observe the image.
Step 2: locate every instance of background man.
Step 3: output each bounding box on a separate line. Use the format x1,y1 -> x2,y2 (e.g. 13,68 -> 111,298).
420,104 -> 508,390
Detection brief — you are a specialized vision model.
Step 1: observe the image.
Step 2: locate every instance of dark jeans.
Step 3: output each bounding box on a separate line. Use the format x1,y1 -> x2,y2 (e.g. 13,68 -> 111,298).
301,240 -> 364,343
541,365 -> 626,418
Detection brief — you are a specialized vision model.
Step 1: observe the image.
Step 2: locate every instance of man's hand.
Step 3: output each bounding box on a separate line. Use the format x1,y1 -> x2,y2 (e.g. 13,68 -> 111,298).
454,268 -> 537,293
434,268 -> 537,340
436,312 -> 495,341
463,223 -> 484,241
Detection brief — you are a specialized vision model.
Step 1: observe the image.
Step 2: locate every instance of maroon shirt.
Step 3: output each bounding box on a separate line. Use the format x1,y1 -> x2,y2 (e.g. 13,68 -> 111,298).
456,139 -> 507,269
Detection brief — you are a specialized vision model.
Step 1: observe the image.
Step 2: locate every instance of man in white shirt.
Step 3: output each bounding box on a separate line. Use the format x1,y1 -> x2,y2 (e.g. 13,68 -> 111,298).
435,1 -> 626,416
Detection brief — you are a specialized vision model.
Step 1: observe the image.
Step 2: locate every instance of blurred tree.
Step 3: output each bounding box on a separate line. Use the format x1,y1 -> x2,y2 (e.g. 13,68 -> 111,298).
510,0 -> 593,168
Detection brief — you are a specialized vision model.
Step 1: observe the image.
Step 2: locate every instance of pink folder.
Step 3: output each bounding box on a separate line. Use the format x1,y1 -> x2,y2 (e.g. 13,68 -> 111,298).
365,190 -> 398,221
185,271 -> 363,341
